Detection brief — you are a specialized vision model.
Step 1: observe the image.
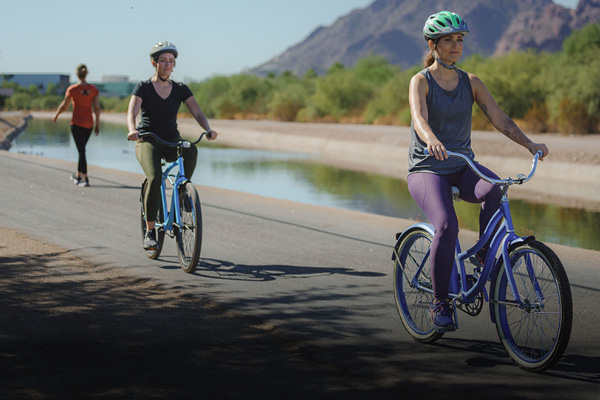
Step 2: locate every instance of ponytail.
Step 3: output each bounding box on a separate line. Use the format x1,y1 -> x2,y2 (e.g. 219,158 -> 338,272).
422,39 -> 438,68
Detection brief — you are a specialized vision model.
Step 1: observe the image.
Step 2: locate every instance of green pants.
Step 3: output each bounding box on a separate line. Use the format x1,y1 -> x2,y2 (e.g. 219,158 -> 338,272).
136,139 -> 198,222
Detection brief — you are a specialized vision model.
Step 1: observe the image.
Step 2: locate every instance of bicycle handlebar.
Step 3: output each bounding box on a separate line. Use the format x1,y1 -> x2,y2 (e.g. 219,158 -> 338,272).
137,131 -> 208,147
423,150 -> 543,186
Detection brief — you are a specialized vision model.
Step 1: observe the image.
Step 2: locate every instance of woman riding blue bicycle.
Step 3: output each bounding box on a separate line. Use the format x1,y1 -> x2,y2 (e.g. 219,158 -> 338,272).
408,11 -> 548,332
127,41 -> 217,250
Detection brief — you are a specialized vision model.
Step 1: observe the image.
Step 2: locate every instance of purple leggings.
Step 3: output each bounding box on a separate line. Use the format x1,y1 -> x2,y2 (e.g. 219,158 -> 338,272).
407,164 -> 501,301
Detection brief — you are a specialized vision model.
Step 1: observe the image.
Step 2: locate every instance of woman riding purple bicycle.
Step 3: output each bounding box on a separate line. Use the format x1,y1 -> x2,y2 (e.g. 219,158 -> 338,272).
407,11 -> 549,331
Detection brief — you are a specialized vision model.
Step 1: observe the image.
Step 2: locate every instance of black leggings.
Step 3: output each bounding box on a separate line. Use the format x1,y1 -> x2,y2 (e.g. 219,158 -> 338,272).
71,124 -> 93,175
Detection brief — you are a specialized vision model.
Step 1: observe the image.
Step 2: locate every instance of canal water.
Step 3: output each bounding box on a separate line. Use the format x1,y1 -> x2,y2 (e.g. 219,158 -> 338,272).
11,118 -> 600,251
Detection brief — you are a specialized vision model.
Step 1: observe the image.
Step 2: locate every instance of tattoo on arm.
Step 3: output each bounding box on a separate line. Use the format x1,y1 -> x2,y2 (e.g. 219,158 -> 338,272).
502,118 -> 531,145
481,104 -> 489,118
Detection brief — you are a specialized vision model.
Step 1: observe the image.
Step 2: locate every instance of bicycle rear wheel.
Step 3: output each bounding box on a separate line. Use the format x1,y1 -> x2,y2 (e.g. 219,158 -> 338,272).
393,228 -> 443,343
492,240 -> 572,372
176,182 -> 203,273
140,179 -> 165,259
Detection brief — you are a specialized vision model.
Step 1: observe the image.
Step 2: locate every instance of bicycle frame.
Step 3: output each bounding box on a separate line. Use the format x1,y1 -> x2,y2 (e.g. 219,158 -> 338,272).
448,195 -> 528,305
139,132 -> 205,235
157,155 -> 188,234
396,151 -> 543,325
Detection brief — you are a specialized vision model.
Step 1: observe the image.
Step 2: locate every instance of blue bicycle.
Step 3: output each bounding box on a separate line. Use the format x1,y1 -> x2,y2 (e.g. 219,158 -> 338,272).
139,132 -> 206,273
393,151 -> 572,372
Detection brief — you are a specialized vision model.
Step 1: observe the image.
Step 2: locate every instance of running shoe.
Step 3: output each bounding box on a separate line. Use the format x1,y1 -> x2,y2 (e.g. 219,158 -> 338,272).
71,173 -> 81,185
144,229 -> 158,250
430,300 -> 456,332
79,178 -> 90,187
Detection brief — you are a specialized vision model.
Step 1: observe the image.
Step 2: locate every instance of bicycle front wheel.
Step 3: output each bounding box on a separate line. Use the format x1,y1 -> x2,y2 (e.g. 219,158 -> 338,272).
393,228 -> 443,343
492,240 -> 572,372
140,179 -> 165,259
176,182 -> 203,273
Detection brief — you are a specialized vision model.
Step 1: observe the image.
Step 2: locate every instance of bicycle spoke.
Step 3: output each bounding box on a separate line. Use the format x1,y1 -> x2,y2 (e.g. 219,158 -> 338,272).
394,228 -> 442,343
493,241 -> 571,372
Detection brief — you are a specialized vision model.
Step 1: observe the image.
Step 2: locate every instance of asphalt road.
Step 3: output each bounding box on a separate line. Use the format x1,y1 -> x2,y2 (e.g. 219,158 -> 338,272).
1,151 -> 599,399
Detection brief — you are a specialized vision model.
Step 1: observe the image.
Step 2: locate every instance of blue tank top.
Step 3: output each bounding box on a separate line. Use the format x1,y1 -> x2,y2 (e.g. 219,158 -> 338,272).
408,67 -> 475,175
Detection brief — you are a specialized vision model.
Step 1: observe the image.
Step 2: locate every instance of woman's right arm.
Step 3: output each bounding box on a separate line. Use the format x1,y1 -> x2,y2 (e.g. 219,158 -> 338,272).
126,95 -> 142,141
409,74 -> 447,160
53,96 -> 71,123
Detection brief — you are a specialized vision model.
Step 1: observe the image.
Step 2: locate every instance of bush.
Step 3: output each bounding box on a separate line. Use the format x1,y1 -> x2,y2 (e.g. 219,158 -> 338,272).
353,55 -> 396,86
6,93 -> 32,110
189,76 -> 232,118
522,102 -> 549,133
312,69 -> 373,120
363,71 -> 410,124
556,98 -> 597,134
268,86 -> 307,121
100,97 -> 130,113
30,95 -> 63,110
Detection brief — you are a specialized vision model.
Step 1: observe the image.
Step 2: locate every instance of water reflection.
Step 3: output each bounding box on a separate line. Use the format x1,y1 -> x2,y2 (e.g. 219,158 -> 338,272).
11,119 -> 600,251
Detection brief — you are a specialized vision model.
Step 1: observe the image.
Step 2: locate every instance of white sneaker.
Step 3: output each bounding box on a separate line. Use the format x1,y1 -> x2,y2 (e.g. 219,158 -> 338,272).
71,173 -> 81,185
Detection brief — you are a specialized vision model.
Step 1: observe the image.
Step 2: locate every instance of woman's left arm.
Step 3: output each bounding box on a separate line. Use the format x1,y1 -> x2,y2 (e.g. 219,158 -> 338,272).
470,74 -> 548,160
184,96 -> 217,140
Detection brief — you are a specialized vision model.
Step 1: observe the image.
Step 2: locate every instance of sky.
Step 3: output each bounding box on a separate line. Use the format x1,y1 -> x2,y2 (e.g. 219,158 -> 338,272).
1,0 -> 579,84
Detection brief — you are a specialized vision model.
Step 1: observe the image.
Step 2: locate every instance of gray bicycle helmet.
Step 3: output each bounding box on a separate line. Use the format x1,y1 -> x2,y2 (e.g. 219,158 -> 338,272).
150,41 -> 178,60
423,11 -> 469,41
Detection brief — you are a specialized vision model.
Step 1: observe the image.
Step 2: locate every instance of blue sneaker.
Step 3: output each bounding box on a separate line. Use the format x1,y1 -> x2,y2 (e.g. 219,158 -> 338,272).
431,300 -> 456,332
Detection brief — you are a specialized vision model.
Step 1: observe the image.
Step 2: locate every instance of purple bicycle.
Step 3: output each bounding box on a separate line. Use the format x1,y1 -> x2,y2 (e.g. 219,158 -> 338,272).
393,151 -> 572,372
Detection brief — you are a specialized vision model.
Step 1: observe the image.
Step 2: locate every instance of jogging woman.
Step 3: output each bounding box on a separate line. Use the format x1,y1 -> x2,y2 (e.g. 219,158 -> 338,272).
127,41 -> 217,250
53,63 -> 100,187
407,11 -> 549,331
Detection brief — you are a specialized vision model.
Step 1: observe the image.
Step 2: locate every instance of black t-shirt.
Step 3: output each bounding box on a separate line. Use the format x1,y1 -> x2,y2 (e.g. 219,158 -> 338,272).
133,80 -> 193,141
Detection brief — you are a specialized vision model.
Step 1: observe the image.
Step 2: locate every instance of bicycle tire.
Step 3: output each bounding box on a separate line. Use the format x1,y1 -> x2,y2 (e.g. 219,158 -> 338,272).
176,181 -> 202,273
393,228 -> 444,343
492,240 -> 572,372
140,179 -> 165,259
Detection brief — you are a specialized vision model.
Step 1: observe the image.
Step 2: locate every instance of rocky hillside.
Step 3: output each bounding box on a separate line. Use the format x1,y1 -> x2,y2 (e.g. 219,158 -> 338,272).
251,0 -> 600,76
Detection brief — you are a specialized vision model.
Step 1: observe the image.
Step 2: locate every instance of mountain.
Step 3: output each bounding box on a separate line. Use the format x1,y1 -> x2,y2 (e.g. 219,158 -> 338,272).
251,0 -> 600,76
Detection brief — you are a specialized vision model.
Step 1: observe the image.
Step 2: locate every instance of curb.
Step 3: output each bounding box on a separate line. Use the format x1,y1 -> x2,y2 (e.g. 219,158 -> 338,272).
0,112 -> 32,150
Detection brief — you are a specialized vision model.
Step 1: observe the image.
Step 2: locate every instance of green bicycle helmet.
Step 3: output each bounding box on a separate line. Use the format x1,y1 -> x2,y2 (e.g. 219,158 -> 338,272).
150,41 -> 178,60
423,11 -> 469,41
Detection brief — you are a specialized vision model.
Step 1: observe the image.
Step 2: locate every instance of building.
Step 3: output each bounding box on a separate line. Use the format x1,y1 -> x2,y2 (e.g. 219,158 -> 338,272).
93,75 -> 136,98
0,73 -> 136,98
0,74 -> 70,93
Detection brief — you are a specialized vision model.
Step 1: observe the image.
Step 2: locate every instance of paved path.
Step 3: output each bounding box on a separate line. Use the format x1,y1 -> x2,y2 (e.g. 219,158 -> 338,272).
1,151 -> 599,399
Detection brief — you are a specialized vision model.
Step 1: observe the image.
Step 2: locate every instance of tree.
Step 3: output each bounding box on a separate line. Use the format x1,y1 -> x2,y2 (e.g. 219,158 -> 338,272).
312,68 -> 372,120
353,55 -> 396,87
545,23 -> 600,133
363,71 -> 410,124
562,23 -> 600,63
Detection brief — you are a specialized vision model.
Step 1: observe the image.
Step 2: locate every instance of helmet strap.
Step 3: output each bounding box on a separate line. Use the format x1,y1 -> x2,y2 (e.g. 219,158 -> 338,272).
434,53 -> 456,70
